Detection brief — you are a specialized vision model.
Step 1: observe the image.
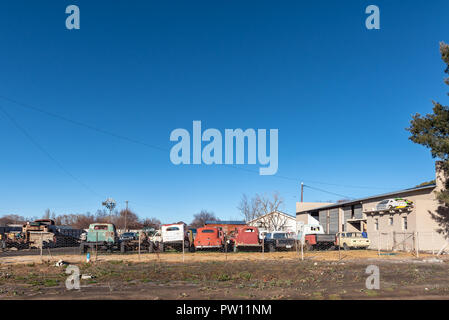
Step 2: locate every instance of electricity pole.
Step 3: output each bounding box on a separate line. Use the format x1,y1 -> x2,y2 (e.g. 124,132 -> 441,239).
124,200 -> 128,232
300,182 -> 304,203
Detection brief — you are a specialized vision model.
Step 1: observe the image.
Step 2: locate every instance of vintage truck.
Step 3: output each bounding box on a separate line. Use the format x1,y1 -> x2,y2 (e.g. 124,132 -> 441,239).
120,228 -> 163,253
263,231 -> 296,252
228,226 -> 262,253
80,223 -> 121,253
161,223 -> 194,252
299,224 -> 336,251
193,227 -> 226,251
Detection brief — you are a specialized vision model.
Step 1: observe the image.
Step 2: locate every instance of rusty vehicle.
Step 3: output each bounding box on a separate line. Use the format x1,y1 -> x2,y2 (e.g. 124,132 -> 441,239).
228,226 -> 262,253
193,227 -> 226,251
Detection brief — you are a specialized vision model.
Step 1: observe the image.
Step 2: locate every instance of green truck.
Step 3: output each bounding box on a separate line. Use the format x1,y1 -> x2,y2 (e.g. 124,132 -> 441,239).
80,223 -> 121,253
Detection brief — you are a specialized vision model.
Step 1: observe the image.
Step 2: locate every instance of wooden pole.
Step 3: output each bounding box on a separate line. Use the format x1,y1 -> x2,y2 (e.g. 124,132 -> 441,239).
182,238 -> 185,263
416,232 -> 419,258
138,232 -> 141,261
338,232 -> 341,260
378,232 -> 381,256
40,233 -> 43,263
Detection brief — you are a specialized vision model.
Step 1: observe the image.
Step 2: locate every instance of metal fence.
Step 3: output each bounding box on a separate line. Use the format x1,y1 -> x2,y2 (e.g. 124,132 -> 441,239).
368,231 -> 449,256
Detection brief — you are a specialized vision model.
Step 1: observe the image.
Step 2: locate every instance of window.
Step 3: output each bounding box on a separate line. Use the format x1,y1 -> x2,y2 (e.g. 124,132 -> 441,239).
389,216 -> 393,226
273,233 -> 287,239
93,225 -> 108,230
166,227 -> 179,231
402,216 -> 408,230
374,218 -> 379,231
201,229 -> 215,233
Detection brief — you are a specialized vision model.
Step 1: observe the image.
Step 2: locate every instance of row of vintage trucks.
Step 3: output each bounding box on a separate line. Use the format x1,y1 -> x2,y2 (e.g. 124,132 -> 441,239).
78,221 -> 370,254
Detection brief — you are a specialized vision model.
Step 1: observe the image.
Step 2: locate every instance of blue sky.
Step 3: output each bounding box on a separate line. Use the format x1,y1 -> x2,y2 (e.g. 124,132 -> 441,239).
0,0 -> 448,223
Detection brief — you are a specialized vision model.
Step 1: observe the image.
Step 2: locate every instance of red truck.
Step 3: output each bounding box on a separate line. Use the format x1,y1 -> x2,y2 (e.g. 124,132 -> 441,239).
193,227 -> 226,251
228,226 -> 262,253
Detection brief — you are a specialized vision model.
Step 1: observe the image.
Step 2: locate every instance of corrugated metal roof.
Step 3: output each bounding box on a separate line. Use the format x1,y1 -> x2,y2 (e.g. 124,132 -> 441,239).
205,220 -> 246,225
297,184 -> 436,214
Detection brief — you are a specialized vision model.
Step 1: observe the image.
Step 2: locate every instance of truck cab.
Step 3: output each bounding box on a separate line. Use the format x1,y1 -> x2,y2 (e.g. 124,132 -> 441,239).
161,223 -> 193,252
194,227 -> 225,251
80,223 -> 120,253
229,226 -> 262,253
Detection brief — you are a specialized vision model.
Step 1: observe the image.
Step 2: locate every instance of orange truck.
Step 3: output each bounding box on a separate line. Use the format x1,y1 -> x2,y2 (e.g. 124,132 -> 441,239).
193,227 -> 226,251
228,226 -> 262,253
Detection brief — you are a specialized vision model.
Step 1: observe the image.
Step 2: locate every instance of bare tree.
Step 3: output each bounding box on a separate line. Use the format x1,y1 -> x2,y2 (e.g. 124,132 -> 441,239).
142,217 -> 161,229
238,192 -> 287,230
190,210 -> 219,228
238,192 -> 284,220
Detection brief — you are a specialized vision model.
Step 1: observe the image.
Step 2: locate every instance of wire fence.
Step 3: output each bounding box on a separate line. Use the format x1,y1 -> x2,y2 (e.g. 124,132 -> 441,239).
2,229 -> 449,264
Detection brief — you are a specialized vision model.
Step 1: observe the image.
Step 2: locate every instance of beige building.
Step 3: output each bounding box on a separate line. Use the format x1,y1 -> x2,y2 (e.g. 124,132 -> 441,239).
296,162 -> 448,252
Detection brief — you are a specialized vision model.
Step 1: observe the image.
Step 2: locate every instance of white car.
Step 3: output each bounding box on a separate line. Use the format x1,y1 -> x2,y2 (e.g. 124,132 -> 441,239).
376,198 -> 408,211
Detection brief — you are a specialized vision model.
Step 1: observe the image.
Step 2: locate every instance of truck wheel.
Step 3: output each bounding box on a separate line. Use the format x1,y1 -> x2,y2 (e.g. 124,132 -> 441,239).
120,242 -> 126,253
189,245 -> 195,253
148,242 -> 154,253
233,245 -> 238,253
343,243 -> 349,251
269,243 -> 275,252
160,243 -> 165,253
80,243 -> 87,254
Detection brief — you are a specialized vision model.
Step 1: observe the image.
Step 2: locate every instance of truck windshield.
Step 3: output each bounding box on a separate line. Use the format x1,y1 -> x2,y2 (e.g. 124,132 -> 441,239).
273,233 -> 287,239
93,225 -> 108,230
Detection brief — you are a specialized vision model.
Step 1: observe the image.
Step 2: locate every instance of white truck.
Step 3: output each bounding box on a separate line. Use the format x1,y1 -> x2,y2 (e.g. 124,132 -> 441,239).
297,223 -> 336,251
161,223 -> 193,252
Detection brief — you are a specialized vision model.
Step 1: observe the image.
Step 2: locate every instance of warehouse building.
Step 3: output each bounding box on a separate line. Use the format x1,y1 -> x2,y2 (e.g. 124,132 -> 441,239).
296,162 -> 448,252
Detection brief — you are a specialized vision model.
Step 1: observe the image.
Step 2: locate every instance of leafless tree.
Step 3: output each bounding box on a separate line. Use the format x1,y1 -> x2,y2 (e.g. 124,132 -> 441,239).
190,210 -> 219,228
238,192 -> 287,230
238,192 -> 284,220
142,217 -> 161,229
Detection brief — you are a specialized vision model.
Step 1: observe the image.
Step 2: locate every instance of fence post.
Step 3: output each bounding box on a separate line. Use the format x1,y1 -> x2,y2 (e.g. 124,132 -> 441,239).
182,238 -> 185,263
377,232 -> 381,256
96,232 -> 98,262
40,233 -> 43,263
138,232 -> 141,261
301,239 -> 304,261
338,232 -> 341,260
432,232 -> 435,255
416,232 -> 419,258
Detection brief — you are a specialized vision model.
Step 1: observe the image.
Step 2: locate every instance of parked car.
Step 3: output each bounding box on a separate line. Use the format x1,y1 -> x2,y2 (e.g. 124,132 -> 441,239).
376,198 -> 413,211
161,223 -> 194,252
194,227 -> 226,251
264,231 -> 296,252
80,223 -> 121,253
228,226 -> 262,253
336,232 -> 370,250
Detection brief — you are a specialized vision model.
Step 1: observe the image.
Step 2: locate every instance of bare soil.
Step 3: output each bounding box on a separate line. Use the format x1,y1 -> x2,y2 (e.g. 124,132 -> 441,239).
1,250 -> 449,300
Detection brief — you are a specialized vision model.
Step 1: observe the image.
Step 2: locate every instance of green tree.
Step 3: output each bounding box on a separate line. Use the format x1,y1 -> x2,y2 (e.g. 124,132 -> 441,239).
407,42 -> 449,235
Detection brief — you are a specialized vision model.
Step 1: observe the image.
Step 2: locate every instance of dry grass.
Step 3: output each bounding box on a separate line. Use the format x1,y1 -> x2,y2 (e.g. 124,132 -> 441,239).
0,249 -> 439,266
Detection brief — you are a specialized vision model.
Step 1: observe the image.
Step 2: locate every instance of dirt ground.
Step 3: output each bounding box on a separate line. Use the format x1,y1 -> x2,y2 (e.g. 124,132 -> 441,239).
1,250 -> 449,300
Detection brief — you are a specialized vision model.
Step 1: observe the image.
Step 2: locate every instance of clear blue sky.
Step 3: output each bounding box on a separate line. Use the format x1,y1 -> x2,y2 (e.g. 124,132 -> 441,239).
0,0 -> 448,223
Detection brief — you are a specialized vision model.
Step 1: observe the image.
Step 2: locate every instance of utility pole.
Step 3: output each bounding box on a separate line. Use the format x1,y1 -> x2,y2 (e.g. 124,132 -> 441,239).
124,200 -> 128,232
300,182 -> 304,203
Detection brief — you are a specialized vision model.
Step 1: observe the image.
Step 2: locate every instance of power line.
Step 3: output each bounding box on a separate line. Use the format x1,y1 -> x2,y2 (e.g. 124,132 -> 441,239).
0,94 -> 399,195
0,95 -> 168,153
0,104 -> 101,197
303,184 -> 354,200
